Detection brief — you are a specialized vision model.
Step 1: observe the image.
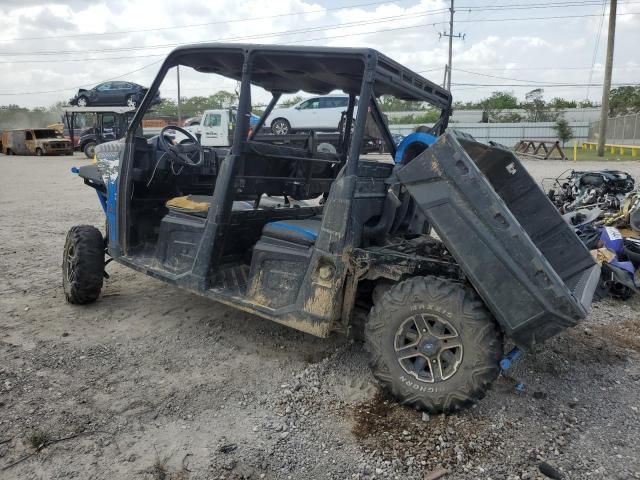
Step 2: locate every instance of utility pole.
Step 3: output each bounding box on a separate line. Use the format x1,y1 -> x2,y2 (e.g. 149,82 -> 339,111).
440,0 -> 465,91
176,65 -> 182,125
597,0 -> 617,157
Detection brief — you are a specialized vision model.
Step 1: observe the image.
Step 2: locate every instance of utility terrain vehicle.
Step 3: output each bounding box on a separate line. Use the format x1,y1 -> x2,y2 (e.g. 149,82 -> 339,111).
63,44 -> 600,412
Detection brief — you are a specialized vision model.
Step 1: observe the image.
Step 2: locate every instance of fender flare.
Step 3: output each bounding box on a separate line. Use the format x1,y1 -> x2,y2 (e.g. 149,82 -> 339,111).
394,132 -> 437,164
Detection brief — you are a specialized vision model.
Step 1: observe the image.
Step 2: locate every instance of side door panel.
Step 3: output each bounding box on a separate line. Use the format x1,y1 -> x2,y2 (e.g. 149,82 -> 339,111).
296,98 -> 320,129
200,112 -> 227,147
319,97 -> 347,130
24,130 -> 35,154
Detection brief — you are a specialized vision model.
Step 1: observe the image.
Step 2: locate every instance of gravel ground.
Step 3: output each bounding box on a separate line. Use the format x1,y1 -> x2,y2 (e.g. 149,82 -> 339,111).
0,153 -> 639,480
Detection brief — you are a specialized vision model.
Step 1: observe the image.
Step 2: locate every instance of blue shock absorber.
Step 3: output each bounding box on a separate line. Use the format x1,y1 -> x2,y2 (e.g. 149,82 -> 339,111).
500,347 -> 523,371
500,347 -> 525,392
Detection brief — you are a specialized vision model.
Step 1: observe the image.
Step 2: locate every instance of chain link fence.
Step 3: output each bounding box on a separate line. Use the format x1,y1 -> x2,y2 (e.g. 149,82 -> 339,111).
589,113 -> 640,146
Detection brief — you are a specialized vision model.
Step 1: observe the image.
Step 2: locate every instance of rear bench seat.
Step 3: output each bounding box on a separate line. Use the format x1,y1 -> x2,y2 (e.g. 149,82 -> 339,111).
261,218 -> 322,246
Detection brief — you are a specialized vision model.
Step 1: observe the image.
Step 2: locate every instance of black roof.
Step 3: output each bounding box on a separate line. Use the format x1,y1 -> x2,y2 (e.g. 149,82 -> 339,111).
164,43 -> 451,110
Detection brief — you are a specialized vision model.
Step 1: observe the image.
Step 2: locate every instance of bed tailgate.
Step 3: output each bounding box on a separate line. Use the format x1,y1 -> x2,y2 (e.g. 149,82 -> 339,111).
393,131 -> 600,349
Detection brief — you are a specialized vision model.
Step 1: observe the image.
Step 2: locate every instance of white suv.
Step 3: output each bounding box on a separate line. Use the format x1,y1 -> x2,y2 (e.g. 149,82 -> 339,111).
266,95 -> 350,135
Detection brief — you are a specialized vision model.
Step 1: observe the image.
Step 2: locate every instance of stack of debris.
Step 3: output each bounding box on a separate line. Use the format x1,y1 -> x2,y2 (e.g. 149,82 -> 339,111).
543,169 -> 640,300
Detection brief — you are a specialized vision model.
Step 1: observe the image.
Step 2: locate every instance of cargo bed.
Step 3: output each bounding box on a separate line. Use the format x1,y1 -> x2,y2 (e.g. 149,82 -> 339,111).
395,131 -> 601,348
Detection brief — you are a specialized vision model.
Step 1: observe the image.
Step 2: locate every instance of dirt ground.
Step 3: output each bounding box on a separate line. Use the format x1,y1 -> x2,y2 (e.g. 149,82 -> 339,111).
1,153 -> 639,480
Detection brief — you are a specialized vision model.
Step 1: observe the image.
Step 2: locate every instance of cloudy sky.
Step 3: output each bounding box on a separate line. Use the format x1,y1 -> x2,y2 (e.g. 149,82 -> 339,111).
0,0 -> 638,108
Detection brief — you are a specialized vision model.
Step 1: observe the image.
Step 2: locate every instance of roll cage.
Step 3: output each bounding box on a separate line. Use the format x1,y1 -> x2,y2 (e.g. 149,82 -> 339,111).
119,44 -> 452,286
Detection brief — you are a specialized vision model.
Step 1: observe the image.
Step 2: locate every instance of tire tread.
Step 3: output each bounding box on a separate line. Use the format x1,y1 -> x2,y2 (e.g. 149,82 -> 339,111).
365,276 -> 503,413
63,225 -> 104,304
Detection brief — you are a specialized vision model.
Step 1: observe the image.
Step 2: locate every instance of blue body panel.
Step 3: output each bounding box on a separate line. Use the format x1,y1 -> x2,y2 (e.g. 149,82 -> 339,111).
106,178 -> 118,246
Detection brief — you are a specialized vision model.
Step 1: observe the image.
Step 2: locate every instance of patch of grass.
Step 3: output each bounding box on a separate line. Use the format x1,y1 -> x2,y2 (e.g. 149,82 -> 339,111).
594,318 -> 640,352
572,146 -> 640,162
27,430 -> 50,450
151,447 -> 172,480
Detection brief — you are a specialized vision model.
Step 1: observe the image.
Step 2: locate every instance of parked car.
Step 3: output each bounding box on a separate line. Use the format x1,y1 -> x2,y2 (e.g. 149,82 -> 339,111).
265,95 -> 351,134
2,128 -> 73,156
69,81 -> 160,108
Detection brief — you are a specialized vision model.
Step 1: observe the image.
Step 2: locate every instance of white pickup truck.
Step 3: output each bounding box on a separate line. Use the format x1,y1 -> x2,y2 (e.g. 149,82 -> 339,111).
183,108 -> 259,147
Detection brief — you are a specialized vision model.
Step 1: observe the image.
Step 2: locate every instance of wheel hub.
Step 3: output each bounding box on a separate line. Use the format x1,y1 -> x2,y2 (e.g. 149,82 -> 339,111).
420,337 -> 440,354
394,314 -> 463,383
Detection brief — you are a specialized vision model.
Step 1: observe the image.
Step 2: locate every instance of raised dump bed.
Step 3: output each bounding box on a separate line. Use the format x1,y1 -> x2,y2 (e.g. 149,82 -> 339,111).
395,131 -> 601,348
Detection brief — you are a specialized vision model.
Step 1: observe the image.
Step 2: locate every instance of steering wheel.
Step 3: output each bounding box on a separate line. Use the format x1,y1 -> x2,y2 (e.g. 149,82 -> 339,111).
158,125 -> 203,167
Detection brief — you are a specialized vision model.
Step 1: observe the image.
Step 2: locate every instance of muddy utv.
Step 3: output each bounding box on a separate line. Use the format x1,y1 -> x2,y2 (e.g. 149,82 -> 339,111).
63,44 -> 600,412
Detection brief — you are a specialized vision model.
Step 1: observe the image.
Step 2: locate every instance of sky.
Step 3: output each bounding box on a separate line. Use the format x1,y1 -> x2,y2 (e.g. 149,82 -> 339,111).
0,0 -> 638,109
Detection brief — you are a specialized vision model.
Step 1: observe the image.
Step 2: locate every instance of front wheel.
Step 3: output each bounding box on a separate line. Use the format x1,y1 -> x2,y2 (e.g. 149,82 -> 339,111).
35,148 -> 43,156
271,118 -> 291,135
77,96 -> 88,107
366,276 -> 503,413
62,225 -> 104,304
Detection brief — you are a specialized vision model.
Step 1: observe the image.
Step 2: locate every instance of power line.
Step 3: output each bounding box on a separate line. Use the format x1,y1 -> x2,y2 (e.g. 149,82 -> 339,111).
1,10 -> 638,96
586,0 -> 608,99
456,67 -> 606,85
1,9 -> 638,58
0,60 -> 163,96
0,11 -> 449,57
1,0 -> 634,44
0,0 -> 425,42
440,0 -> 465,90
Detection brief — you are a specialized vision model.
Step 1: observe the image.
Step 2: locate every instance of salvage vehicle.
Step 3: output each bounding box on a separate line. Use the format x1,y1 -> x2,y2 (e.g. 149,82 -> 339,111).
2,128 -> 73,156
63,44 -> 600,412
69,81 -> 161,108
62,106 -> 136,158
266,94 -> 351,134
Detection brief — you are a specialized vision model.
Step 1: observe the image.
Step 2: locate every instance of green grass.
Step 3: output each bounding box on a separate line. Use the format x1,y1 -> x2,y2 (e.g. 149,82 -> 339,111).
572,146 -> 640,162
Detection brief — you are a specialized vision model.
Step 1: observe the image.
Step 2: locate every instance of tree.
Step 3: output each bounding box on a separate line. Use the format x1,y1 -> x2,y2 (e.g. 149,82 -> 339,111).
549,97 -> 577,109
608,85 -> 640,116
151,90 -> 241,119
279,95 -> 304,107
481,91 -> 519,110
553,118 -> 573,147
388,110 -> 440,125
578,99 -> 598,108
522,88 -> 558,122
478,91 -> 519,122
378,96 -> 424,112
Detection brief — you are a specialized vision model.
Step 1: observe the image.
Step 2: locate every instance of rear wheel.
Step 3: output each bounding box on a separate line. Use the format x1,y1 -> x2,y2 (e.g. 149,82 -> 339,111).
126,95 -> 137,108
271,118 -> 291,135
366,276 -> 503,413
62,225 -> 104,304
83,141 -> 97,158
